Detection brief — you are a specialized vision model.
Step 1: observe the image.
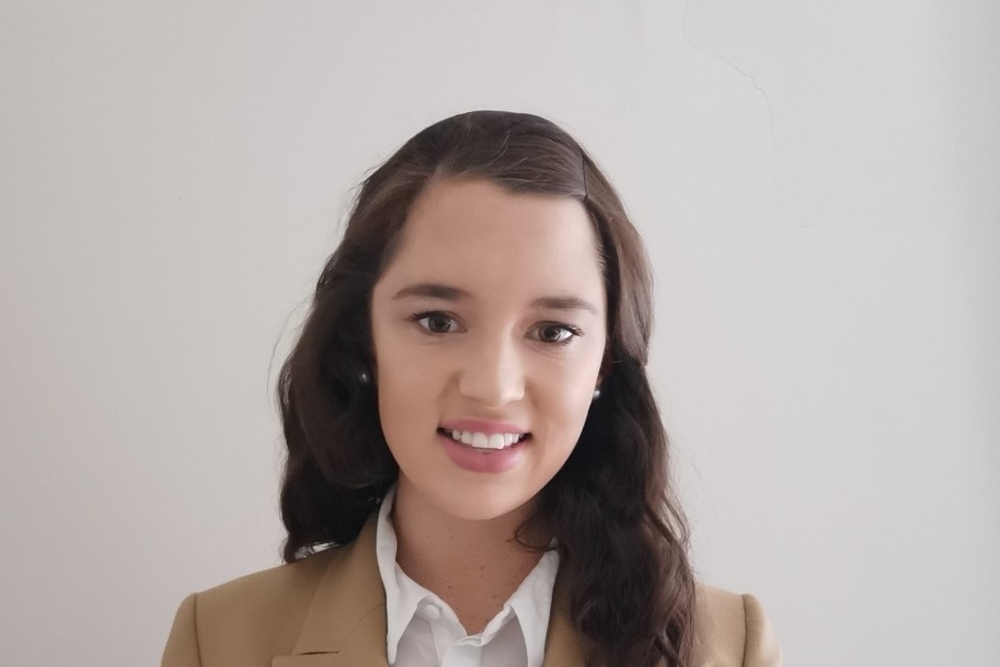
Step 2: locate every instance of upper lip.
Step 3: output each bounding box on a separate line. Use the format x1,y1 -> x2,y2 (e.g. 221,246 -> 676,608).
439,418 -> 529,434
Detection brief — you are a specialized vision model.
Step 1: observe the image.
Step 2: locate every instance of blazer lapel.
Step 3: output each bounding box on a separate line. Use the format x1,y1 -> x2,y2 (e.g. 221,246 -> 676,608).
272,515 -> 390,667
271,513 -> 603,667
542,572 -> 664,667
540,608 -> 587,666
541,568 -> 592,667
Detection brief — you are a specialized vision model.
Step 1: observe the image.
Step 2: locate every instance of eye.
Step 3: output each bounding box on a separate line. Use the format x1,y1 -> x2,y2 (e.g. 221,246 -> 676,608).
532,323 -> 582,345
410,311 -> 461,335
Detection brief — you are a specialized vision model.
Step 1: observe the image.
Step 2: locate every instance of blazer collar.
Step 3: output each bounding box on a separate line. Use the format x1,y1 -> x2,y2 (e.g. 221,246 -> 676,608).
272,515 -> 388,667
271,513 -> 591,667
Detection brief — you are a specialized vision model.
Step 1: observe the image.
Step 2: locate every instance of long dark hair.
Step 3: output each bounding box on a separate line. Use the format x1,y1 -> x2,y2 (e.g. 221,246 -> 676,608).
277,110 -> 694,667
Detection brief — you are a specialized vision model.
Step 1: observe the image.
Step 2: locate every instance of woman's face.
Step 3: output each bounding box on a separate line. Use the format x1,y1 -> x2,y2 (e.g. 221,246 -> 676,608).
370,177 -> 607,524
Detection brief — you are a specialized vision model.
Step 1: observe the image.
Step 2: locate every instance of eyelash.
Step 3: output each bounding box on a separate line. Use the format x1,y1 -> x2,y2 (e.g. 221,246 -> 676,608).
408,311 -> 460,335
407,311 -> 583,346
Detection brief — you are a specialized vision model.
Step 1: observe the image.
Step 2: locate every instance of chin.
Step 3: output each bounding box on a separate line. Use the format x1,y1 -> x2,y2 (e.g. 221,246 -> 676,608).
436,486 -> 537,524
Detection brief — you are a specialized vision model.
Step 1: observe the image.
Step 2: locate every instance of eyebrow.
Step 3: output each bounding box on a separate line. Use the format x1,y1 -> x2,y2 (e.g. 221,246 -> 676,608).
393,283 -> 599,314
531,295 -> 599,314
392,283 -> 471,301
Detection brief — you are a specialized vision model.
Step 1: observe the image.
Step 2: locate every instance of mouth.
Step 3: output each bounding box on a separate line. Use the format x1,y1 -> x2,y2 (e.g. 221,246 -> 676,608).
436,427 -> 531,451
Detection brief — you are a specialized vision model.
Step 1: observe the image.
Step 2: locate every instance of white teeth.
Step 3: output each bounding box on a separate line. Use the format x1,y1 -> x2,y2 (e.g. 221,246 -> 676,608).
445,429 -> 527,450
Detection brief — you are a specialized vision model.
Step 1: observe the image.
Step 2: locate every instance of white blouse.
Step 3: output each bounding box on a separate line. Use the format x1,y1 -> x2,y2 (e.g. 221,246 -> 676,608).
375,486 -> 559,667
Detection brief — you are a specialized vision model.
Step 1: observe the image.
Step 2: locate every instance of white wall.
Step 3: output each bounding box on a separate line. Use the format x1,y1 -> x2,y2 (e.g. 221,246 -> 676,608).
2,1 -> 997,665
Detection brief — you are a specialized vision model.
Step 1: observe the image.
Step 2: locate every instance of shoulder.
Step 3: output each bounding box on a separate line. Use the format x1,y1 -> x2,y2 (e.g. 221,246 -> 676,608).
196,546 -> 342,615
690,583 -> 783,667
162,515 -> 386,667
162,547 -> 346,667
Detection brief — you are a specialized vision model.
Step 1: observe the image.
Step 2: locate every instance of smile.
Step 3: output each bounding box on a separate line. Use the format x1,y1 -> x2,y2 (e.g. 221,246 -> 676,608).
437,428 -> 530,450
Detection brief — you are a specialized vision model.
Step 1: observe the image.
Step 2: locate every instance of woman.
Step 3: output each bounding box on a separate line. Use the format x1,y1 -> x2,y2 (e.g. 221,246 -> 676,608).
162,110 -> 781,667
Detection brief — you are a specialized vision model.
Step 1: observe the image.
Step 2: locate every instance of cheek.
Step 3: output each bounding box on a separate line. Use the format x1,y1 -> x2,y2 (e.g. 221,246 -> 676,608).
534,362 -> 601,448
376,377 -> 429,468
372,331 -> 446,452
372,322 -> 414,444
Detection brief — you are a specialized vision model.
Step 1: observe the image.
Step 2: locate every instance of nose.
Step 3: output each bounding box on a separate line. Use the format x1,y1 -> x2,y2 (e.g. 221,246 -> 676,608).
457,333 -> 525,408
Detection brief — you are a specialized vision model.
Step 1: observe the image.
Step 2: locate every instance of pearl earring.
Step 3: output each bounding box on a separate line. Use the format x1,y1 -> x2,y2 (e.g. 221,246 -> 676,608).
359,372 -> 370,384
592,389 -> 601,400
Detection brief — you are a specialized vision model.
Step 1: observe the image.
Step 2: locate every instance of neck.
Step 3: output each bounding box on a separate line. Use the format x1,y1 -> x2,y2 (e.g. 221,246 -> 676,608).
390,478 -> 546,633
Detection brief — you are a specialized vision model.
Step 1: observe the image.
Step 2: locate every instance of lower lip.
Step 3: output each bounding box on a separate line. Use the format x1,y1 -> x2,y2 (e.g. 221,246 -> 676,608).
437,431 -> 528,474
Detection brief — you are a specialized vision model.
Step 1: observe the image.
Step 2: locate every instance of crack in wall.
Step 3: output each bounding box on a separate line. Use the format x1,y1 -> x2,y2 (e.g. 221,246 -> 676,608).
679,0 -> 801,227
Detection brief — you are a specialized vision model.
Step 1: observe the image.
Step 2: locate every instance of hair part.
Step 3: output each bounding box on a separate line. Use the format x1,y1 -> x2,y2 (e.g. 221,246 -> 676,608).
277,110 -> 694,667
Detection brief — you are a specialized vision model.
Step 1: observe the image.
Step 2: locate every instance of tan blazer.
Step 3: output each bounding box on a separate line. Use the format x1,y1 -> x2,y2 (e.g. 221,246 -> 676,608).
162,517 -> 781,667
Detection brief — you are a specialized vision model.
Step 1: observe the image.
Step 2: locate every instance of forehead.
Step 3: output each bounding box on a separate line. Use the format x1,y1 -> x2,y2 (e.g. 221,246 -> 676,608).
377,178 -> 606,310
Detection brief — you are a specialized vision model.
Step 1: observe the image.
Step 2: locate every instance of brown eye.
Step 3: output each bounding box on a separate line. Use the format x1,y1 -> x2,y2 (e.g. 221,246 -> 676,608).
415,312 -> 458,334
533,323 -> 580,345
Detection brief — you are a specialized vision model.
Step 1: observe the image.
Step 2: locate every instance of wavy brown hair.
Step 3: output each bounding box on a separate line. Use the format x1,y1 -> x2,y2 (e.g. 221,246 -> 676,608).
277,110 -> 694,667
